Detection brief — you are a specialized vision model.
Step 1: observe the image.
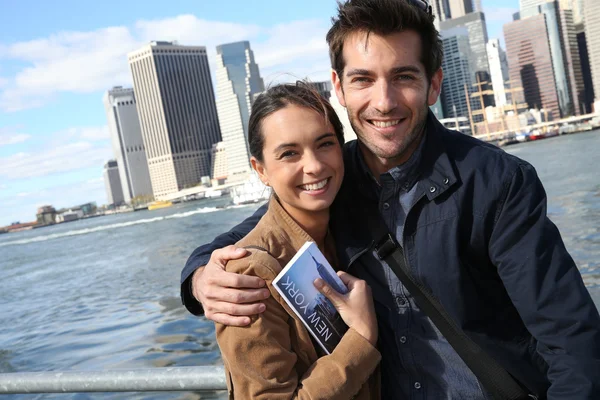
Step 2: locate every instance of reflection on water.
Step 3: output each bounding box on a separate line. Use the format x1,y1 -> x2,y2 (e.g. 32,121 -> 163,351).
0,131 -> 599,399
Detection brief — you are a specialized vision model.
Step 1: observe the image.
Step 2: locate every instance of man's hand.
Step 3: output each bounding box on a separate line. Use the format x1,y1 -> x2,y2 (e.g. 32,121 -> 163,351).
192,245 -> 270,326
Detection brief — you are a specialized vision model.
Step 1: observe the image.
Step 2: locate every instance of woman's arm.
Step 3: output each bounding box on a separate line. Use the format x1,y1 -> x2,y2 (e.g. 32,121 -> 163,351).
216,253 -> 380,400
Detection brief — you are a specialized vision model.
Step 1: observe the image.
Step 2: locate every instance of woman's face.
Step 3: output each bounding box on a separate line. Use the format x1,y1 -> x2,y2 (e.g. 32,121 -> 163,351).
251,104 -> 344,220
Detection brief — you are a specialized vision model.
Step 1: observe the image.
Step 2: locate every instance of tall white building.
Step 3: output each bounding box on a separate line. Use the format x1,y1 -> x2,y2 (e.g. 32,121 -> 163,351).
583,0 -> 600,111
215,41 -> 264,181
103,86 -> 153,204
487,39 -> 510,107
103,160 -> 124,206
128,41 -> 222,198
328,91 -> 358,143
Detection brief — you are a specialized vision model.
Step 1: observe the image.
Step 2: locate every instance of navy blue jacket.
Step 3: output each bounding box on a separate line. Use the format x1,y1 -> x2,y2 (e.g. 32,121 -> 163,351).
181,112 -> 600,399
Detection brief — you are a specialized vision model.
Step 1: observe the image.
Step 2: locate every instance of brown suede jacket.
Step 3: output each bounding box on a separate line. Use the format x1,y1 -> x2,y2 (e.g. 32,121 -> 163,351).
216,196 -> 381,399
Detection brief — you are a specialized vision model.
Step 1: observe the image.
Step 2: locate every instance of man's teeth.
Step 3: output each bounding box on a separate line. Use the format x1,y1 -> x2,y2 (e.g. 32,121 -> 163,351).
301,179 -> 328,191
371,120 -> 400,128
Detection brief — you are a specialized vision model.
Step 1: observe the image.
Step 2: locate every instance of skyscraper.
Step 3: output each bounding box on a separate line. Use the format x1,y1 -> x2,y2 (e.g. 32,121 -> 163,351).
310,81 -> 333,100
440,27 -> 475,119
103,160 -> 124,206
576,25 -> 595,113
583,0 -> 600,110
431,0 -> 451,29
559,8 -> 585,115
504,14 -> 561,119
487,39 -> 510,107
128,41 -> 222,198
215,41 -> 264,181
517,1 -> 578,116
440,12 -> 491,85
103,86 -> 153,204
448,0 -> 474,19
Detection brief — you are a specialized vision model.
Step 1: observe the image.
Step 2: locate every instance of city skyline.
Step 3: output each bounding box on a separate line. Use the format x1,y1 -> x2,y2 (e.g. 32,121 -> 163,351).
0,0 -> 548,226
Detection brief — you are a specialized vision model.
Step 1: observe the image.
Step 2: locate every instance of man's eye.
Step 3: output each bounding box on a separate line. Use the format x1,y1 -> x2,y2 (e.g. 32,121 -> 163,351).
352,77 -> 370,83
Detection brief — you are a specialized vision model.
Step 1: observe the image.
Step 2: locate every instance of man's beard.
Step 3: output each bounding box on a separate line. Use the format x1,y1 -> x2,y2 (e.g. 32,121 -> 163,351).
347,102 -> 429,163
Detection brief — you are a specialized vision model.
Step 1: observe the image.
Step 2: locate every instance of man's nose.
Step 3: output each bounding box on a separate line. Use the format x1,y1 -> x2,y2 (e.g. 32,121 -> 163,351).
373,80 -> 398,114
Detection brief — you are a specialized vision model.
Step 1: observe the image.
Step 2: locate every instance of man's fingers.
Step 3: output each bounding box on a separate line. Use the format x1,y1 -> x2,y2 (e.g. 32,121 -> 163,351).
205,286 -> 270,304
207,313 -> 253,327
210,245 -> 248,266
205,269 -> 267,290
206,300 -> 266,316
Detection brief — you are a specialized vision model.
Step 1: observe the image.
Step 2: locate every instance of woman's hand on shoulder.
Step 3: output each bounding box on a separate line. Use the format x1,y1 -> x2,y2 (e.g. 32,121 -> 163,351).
314,271 -> 378,346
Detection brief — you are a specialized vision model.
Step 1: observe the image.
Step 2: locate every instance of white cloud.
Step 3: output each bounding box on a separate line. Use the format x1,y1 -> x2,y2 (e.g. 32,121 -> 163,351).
0,15 -> 331,112
0,132 -> 31,146
0,140 -> 112,179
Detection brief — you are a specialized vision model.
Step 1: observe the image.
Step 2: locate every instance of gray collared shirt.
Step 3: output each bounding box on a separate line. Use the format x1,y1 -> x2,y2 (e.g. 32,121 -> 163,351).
356,135 -> 489,399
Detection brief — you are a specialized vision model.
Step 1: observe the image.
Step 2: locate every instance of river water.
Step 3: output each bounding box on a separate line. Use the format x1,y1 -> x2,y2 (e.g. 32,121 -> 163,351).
1,130 -> 599,399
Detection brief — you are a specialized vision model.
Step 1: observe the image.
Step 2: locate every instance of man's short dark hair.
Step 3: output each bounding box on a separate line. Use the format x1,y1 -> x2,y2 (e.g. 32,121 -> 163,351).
326,0 -> 443,82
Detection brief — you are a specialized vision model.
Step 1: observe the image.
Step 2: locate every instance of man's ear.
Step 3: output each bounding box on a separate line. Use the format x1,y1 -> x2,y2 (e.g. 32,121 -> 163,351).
428,68 -> 443,106
332,69 -> 346,108
250,157 -> 269,187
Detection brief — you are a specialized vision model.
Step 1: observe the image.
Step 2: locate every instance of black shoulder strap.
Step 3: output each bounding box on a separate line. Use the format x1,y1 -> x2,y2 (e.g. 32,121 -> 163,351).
364,208 -> 535,400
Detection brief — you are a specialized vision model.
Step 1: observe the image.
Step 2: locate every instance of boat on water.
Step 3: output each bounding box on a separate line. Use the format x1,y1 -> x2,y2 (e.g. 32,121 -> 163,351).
230,174 -> 271,205
147,200 -> 173,211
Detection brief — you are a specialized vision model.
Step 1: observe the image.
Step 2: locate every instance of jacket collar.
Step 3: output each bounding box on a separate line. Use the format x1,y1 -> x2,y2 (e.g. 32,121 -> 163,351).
332,110 -> 459,267
419,110 -> 458,201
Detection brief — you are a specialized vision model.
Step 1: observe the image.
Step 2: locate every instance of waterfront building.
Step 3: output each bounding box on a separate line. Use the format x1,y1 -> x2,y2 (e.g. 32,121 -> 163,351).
516,1 -> 579,116
430,0 -> 451,29
310,81 -> 333,100
447,0 -> 474,19
487,39 -> 510,107
36,206 -> 56,226
583,0 -> 600,111
215,41 -> 264,182
440,12 -> 492,107
128,41 -> 222,199
103,86 -> 152,204
430,98 -> 445,120
576,24 -> 595,113
328,91 -> 358,142
439,27 -> 475,120
103,160 -> 124,206
504,14 -> 561,119
559,8 -> 585,115
210,142 -> 228,185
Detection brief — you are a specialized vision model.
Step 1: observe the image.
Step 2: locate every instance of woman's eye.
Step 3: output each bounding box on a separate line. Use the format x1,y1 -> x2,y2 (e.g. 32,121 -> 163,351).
319,141 -> 335,148
279,151 -> 297,159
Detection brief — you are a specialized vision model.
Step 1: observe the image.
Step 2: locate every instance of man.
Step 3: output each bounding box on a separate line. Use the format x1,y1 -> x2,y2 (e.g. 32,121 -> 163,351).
181,0 -> 600,398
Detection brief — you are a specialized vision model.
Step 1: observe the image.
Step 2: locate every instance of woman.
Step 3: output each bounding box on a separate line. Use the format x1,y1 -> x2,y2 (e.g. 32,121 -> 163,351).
215,82 -> 380,399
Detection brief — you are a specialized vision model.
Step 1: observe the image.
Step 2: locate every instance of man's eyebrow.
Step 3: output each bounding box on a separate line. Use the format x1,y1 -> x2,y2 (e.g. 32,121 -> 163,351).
391,65 -> 422,75
345,68 -> 373,77
345,66 -> 422,77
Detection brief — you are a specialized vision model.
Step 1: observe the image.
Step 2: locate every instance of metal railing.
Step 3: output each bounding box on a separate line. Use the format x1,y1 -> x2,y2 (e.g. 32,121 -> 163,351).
0,366 -> 227,394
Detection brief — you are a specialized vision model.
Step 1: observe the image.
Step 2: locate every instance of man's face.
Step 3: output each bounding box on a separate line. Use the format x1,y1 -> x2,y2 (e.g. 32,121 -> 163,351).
332,30 -> 442,170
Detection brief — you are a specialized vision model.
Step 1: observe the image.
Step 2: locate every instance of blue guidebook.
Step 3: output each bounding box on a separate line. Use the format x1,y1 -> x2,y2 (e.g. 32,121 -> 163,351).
272,241 -> 349,355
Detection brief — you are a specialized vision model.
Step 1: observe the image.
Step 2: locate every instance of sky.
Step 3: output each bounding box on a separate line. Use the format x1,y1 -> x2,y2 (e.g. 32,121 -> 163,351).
0,0 -> 519,226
